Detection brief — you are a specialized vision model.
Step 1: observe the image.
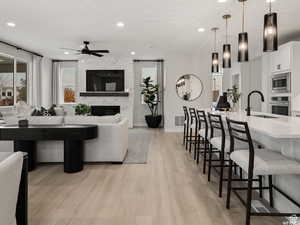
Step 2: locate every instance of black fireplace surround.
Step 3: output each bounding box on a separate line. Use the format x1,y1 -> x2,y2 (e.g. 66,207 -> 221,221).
91,106 -> 120,116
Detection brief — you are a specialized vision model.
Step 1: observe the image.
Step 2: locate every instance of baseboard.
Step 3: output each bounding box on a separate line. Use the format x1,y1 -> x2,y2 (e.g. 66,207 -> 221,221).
164,128 -> 183,133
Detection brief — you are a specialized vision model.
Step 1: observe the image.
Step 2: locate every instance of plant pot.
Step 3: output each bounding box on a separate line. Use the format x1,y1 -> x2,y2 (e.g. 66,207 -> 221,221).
145,115 -> 162,128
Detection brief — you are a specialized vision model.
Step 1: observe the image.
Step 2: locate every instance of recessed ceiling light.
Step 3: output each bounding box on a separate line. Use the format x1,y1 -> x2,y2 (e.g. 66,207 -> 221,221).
197,27 -> 205,32
116,22 -> 125,27
266,0 -> 275,2
218,0 -> 227,3
131,51 -> 136,55
6,22 -> 16,27
64,51 -> 69,55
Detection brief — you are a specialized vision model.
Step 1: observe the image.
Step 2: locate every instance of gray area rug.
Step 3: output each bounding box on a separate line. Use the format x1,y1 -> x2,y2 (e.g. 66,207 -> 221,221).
124,128 -> 151,164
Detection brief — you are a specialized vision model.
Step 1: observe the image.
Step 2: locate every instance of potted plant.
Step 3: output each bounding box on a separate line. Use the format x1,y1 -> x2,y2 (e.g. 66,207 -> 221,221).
74,104 -> 91,115
227,85 -> 241,112
141,76 -> 162,128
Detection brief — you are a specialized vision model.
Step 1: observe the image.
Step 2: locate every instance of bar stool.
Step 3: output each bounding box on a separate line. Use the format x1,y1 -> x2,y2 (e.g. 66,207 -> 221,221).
226,118 -> 300,225
188,108 -> 198,154
207,113 -> 251,197
195,110 -> 210,171
182,106 -> 189,148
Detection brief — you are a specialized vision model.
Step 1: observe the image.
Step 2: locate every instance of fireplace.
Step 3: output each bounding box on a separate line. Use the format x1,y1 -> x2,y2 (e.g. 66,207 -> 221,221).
91,106 -> 120,116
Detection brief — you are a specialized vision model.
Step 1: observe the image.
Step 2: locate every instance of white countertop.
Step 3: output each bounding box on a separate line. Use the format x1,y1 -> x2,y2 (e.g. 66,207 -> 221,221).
210,111 -> 300,139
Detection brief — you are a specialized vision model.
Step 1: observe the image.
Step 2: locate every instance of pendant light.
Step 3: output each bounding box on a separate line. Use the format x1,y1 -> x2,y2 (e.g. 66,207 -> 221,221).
222,14 -> 231,68
211,27 -> 219,73
238,0 -> 249,62
263,0 -> 278,52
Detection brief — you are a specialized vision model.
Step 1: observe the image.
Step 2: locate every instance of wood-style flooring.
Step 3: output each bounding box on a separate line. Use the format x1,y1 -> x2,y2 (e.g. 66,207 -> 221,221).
28,129 -> 282,225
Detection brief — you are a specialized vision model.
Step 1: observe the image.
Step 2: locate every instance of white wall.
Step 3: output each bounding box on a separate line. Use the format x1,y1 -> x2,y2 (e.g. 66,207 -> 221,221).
229,57 -> 263,112
164,52 -> 212,132
261,53 -> 271,113
71,53 -> 213,131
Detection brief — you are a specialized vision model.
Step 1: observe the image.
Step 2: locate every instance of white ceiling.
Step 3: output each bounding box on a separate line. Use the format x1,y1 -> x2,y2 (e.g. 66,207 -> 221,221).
0,0 -> 299,60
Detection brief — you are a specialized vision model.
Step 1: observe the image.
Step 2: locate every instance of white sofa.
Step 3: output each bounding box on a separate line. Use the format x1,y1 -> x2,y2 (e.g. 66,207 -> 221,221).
1,114 -> 128,163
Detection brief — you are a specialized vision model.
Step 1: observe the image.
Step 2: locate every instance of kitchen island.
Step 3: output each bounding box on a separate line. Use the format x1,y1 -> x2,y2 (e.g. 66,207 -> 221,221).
210,110 -> 300,213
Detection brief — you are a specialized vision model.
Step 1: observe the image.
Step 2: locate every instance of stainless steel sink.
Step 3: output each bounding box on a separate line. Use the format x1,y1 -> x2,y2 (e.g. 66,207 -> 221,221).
253,115 -> 277,119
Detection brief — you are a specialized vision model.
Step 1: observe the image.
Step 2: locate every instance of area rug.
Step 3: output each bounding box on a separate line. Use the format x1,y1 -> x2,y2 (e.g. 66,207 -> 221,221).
124,128 -> 152,164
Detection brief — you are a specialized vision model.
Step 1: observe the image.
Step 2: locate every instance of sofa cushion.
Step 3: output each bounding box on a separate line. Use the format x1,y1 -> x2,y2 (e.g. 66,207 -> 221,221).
65,114 -> 121,125
28,116 -> 64,125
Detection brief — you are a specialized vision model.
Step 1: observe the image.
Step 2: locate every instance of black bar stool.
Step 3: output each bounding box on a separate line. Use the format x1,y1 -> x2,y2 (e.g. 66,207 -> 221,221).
207,113 -> 250,197
195,110 -> 209,171
226,118 -> 300,225
182,106 -> 189,147
188,108 -> 197,154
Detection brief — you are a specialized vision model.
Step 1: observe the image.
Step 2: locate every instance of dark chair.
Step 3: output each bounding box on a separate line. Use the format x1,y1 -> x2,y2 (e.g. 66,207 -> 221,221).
207,113 -> 249,197
195,110 -> 210,172
226,118 -> 300,225
182,106 -> 189,147
188,108 -> 197,154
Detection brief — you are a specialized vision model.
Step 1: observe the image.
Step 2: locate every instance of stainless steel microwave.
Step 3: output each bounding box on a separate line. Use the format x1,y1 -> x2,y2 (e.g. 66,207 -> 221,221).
271,72 -> 291,93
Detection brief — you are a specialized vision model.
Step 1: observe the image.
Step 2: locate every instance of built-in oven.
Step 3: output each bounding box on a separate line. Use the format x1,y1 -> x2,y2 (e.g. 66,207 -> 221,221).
271,72 -> 291,93
269,96 -> 290,116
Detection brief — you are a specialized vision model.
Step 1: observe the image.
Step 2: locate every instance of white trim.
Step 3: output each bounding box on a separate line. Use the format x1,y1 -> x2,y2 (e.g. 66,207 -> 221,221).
164,128 -> 183,133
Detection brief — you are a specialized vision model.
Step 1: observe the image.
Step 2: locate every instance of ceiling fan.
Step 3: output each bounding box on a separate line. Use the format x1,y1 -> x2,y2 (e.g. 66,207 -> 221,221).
61,41 -> 110,58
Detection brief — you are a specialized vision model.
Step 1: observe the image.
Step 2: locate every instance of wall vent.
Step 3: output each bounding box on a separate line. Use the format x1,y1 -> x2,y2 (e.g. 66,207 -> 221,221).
175,116 -> 184,126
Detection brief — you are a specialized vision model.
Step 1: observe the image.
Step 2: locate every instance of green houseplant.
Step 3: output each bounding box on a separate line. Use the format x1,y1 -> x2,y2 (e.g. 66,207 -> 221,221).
141,76 -> 162,128
74,104 -> 91,115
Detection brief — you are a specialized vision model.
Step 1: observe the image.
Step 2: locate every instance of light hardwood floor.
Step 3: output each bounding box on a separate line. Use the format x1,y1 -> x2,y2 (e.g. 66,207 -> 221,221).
29,129 -> 282,225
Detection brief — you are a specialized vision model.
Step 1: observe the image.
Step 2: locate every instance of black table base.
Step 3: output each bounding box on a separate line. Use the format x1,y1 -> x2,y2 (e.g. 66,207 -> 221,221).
1,124 -> 97,173
14,140 -> 85,173
64,140 -> 83,173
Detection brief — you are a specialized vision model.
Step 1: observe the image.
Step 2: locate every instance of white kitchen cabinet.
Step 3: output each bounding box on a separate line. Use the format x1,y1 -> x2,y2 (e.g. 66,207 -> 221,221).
270,44 -> 291,73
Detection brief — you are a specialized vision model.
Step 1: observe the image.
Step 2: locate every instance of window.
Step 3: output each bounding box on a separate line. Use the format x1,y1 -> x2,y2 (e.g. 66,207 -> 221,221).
0,54 -> 28,106
59,66 -> 77,104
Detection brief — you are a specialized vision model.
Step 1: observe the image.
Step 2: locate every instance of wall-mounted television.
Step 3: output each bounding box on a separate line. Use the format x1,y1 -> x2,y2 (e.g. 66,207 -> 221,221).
86,70 -> 125,92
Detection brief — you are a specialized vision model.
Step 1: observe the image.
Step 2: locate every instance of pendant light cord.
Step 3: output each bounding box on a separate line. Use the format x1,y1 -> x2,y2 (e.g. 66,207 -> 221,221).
214,29 -> 217,51
226,18 -> 228,44
269,0 -> 272,13
242,1 -> 245,32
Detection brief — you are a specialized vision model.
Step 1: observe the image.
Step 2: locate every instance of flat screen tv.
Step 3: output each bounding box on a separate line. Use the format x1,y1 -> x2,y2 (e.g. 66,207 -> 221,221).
86,70 -> 125,92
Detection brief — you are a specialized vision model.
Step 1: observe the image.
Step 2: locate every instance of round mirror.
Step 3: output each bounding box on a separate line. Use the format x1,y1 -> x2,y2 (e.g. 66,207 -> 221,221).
176,74 -> 203,101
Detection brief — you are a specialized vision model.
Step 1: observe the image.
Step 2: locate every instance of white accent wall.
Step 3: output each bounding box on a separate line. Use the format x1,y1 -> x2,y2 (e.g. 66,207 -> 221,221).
76,57 -> 134,128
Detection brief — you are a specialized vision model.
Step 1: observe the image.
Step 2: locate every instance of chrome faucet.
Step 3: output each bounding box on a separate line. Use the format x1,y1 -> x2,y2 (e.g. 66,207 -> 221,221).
246,90 -> 265,116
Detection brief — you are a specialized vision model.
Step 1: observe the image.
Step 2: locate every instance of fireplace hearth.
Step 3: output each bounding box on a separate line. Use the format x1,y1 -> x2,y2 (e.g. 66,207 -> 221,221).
91,106 -> 120,116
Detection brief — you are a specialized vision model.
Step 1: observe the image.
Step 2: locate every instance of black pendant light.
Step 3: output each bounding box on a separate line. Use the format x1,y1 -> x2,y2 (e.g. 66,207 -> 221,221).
223,14 -> 231,68
238,0 -> 249,62
211,27 -> 219,73
263,0 -> 278,52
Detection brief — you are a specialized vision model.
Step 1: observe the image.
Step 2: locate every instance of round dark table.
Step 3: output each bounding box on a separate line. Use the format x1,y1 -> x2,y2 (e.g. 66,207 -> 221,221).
0,124 -> 98,173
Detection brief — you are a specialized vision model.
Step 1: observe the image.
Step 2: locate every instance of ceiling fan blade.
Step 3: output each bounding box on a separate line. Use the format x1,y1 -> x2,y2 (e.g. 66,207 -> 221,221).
90,52 -> 103,57
60,48 -> 80,51
89,50 -> 110,53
